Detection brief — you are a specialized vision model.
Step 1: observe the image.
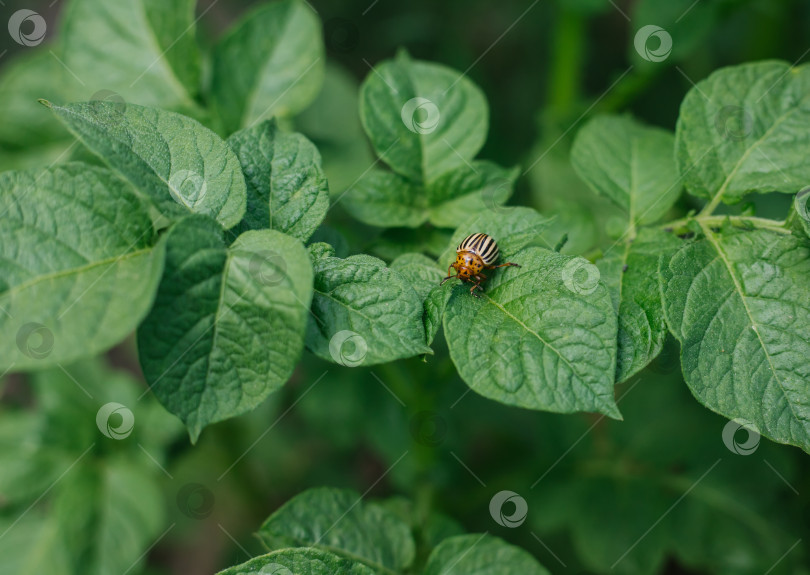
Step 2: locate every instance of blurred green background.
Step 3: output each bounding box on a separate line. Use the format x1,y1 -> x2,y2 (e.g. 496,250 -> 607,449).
1,0 -> 810,574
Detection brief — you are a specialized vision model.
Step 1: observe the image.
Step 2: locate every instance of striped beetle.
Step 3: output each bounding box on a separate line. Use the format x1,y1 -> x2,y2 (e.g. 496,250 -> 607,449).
440,233 -> 520,296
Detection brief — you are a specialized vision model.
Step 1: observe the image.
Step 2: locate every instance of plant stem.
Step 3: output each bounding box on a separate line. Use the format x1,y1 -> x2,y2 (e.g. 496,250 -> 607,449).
662,214 -> 791,235
546,5 -> 585,119
698,192 -> 725,217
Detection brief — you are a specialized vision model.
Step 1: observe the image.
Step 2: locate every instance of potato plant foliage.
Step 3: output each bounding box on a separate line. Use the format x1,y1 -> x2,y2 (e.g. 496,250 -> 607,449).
1,0 -> 809,574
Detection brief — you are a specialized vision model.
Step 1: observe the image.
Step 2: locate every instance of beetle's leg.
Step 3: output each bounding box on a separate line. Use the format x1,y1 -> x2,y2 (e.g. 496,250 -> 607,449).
470,279 -> 483,297
440,265 -> 457,285
486,262 -> 521,270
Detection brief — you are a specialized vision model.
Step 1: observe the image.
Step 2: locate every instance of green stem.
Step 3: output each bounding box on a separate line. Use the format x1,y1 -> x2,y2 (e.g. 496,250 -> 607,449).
663,215 -> 791,235
698,192 -> 726,217
546,5 -> 585,119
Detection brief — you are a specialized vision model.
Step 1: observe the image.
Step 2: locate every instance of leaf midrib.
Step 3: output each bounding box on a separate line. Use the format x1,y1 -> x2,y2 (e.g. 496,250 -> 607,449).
706,79 -> 810,206
265,533 -> 400,575
483,294 -> 613,412
0,248 -> 153,299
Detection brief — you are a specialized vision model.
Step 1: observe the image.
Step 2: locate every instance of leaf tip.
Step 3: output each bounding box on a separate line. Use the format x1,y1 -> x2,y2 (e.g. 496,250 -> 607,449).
187,424 -> 202,445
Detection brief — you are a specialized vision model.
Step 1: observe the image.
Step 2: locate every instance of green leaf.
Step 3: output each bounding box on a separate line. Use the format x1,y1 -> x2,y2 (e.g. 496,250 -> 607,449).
218,548 -> 379,575
306,253 -> 432,366
53,458 -> 164,575
342,162 -> 517,229
389,253 -> 444,301
212,0 -> 325,133
424,282 -> 455,346
0,413 -> 61,503
228,120 -> 329,241
47,101 -> 247,229
676,61 -> 810,204
424,534 -> 550,575
257,487 -> 415,573
137,216 -> 313,442
0,515 -> 72,575
0,358 -> 179,575
59,0 -> 200,109
368,227 -> 452,262
0,50 -> 82,149
426,162 -> 518,228
0,164 -> 165,371
444,245 -> 620,418
660,227 -> 810,452
598,228 -> 683,382
572,115 -> 681,225
791,188 -> 810,239
359,50 -> 488,184
342,169 -> 426,228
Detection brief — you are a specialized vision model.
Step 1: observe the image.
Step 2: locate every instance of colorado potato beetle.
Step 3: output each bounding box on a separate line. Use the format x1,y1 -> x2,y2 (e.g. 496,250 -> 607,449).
440,233 -> 520,296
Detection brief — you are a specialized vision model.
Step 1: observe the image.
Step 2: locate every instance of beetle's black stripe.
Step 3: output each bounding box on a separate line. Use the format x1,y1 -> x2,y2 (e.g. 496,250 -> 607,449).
480,237 -> 499,264
458,233 -> 483,252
